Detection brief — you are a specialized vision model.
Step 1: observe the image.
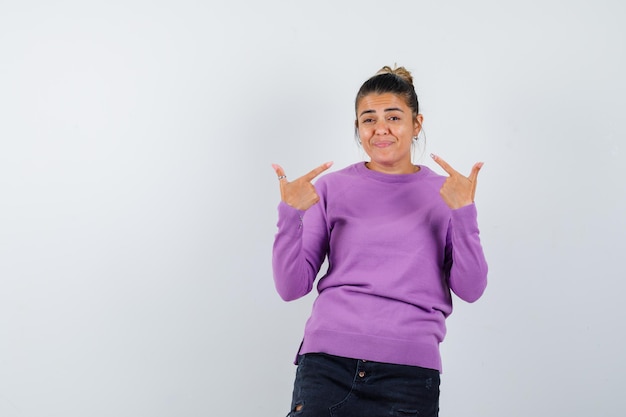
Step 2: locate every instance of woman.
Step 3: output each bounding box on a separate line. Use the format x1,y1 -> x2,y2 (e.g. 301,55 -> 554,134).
271,65 -> 488,417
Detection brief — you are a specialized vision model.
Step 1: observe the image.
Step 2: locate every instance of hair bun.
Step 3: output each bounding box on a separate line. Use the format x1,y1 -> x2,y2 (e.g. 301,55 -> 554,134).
376,65 -> 414,86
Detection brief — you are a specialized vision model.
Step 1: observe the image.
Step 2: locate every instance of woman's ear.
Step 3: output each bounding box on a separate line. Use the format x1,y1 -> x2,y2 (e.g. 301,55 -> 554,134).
414,114 -> 424,135
354,121 -> 361,144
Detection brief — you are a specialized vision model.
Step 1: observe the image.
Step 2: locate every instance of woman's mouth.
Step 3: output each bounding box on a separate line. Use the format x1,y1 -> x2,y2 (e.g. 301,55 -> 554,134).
372,140 -> 394,148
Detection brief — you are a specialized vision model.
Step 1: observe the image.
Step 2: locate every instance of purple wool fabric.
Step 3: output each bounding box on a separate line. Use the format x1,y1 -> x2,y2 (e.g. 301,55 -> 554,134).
272,162 -> 488,372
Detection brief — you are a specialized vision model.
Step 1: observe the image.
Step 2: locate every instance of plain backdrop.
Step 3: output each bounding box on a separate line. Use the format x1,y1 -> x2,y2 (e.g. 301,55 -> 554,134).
1,1 -> 625,416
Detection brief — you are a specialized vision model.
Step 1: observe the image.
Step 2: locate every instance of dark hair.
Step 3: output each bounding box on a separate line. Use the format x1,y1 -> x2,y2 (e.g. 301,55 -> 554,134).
355,66 -> 419,117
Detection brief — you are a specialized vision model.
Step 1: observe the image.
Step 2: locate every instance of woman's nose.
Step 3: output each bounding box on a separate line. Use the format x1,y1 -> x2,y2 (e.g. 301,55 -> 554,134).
375,121 -> 389,134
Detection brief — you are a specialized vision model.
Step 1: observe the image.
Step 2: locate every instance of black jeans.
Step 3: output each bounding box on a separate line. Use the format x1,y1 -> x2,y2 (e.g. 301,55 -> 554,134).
287,353 -> 440,417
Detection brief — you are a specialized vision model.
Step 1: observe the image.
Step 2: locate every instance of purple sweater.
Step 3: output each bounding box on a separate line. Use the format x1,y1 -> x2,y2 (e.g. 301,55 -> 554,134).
272,162 -> 488,372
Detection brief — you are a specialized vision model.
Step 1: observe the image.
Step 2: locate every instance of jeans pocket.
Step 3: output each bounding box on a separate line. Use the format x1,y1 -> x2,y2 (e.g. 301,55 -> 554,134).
393,409 -> 419,416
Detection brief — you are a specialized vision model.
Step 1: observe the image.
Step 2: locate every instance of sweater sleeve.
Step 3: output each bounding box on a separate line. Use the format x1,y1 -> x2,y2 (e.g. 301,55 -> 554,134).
444,203 -> 488,303
272,200 -> 329,301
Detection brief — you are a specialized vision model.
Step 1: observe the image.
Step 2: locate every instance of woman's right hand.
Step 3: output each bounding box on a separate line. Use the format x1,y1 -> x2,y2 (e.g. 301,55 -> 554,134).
272,162 -> 333,211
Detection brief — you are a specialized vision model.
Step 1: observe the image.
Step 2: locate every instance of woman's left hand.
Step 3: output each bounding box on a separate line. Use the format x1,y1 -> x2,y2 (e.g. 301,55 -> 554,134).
431,154 -> 484,209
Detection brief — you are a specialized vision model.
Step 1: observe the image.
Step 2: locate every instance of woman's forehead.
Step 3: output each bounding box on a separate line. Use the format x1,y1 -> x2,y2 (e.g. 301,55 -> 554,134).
357,93 -> 409,112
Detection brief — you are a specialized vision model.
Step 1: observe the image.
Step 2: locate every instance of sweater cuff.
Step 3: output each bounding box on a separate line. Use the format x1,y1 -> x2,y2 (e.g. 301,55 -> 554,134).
277,201 -> 306,234
450,203 -> 480,234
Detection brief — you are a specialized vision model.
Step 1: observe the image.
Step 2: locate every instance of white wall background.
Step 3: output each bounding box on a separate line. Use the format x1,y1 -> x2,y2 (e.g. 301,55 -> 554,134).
1,1 -> 624,416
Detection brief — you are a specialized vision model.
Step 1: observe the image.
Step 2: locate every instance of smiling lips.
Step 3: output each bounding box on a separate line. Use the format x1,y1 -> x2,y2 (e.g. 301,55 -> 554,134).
372,140 -> 395,148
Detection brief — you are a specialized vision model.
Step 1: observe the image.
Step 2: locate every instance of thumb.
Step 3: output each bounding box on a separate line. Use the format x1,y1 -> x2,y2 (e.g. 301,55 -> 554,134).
469,162 -> 484,200
272,163 -> 287,181
469,162 -> 484,183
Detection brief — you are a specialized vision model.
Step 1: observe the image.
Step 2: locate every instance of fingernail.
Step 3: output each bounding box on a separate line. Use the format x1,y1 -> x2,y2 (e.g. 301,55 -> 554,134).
430,153 -> 437,159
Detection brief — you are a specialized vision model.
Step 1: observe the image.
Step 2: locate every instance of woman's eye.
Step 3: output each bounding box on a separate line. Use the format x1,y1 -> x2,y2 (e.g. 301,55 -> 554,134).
388,116 -> 400,121
362,118 -> 374,124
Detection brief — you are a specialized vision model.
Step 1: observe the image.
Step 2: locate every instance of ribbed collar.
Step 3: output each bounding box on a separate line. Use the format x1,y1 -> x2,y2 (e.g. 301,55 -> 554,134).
353,161 -> 430,183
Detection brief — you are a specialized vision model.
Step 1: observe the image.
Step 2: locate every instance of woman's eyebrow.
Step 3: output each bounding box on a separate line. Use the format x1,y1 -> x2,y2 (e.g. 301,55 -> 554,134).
358,107 -> 404,117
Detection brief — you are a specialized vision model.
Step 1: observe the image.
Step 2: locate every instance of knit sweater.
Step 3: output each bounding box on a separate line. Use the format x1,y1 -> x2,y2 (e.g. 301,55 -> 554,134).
272,162 -> 488,372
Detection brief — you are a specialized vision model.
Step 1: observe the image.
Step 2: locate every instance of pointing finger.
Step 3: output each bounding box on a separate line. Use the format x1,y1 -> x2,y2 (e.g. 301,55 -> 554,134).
303,161 -> 334,182
430,154 -> 458,176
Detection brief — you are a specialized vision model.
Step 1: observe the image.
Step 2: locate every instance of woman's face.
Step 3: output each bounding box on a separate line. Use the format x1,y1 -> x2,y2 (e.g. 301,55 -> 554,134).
356,93 -> 423,174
